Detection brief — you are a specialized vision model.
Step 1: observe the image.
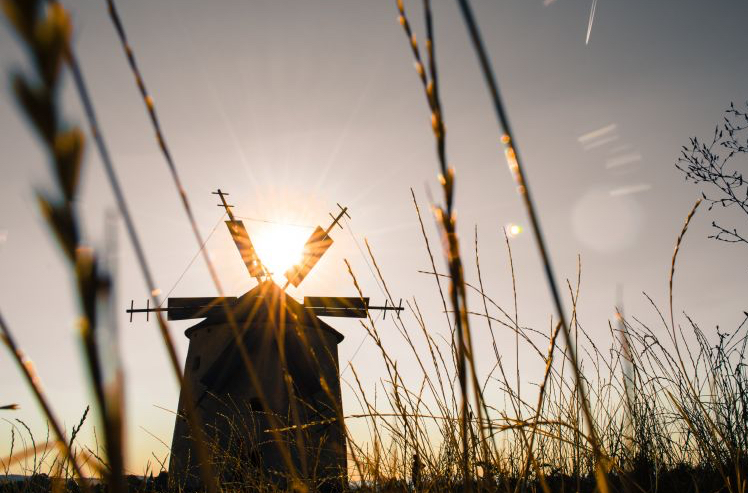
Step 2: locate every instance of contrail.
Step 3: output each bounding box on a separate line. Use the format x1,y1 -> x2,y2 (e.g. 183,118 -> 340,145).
586,0 -> 598,45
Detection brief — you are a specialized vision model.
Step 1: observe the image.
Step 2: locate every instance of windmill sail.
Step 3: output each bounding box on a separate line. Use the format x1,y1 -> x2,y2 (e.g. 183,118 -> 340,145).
304,297 -> 369,317
284,226 -> 333,287
167,297 -> 238,320
226,220 -> 265,279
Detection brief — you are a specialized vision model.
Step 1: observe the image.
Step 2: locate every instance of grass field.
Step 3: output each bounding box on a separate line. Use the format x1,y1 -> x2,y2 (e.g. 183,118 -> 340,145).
1,0 -> 746,492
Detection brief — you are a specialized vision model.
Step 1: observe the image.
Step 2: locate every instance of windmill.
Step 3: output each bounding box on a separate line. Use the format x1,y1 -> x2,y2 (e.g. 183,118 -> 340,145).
127,189 -> 402,490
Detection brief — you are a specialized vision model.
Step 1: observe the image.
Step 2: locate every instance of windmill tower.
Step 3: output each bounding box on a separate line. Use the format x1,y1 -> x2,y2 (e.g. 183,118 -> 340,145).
127,190 -> 401,490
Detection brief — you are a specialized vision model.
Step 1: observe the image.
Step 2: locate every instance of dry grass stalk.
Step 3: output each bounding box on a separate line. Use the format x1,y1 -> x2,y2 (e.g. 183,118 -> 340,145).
3,2 -> 747,493
1,1 -> 115,490
395,1 -> 492,488
103,2 -> 311,484
453,0 -> 612,491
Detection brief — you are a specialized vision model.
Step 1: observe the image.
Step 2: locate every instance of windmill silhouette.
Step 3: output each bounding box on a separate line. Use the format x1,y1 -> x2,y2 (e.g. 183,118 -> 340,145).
127,189 -> 401,490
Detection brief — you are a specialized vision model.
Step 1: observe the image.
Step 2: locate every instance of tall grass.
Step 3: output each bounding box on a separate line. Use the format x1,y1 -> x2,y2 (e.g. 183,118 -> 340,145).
339,235 -> 747,492
2,1 -> 746,493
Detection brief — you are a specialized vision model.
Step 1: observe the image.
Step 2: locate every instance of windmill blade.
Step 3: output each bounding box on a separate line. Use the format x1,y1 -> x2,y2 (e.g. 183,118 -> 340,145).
167,296 -> 238,320
213,188 -> 266,281
126,296 -> 239,321
304,297 -> 369,317
284,204 -> 349,289
225,220 -> 265,279
302,296 -> 404,318
284,226 -> 333,287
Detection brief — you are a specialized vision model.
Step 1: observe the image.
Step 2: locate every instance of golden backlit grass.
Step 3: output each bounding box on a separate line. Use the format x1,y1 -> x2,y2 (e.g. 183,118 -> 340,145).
2,1 -> 747,492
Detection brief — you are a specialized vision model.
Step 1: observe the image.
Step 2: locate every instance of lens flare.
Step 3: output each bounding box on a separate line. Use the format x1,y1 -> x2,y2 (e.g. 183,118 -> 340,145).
506,223 -> 523,238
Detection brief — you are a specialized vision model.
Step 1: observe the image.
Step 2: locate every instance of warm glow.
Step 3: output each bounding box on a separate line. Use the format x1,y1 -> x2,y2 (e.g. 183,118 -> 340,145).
252,224 -> 311,283
506,223 -> 523,238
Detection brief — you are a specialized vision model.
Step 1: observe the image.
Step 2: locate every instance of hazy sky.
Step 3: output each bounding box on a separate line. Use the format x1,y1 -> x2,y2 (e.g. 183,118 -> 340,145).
2,0 -> 747,473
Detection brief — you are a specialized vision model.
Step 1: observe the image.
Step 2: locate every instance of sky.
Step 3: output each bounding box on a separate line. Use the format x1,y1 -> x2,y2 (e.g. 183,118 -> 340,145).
1,0 -> 747,475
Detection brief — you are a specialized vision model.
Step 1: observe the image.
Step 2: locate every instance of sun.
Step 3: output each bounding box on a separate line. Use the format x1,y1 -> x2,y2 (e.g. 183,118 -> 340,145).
252,224 -> 310,283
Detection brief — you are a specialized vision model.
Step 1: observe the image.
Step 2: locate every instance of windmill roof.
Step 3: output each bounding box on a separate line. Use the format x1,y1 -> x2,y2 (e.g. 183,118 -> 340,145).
184,281 -> 344,343
187,281 -> 345,395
